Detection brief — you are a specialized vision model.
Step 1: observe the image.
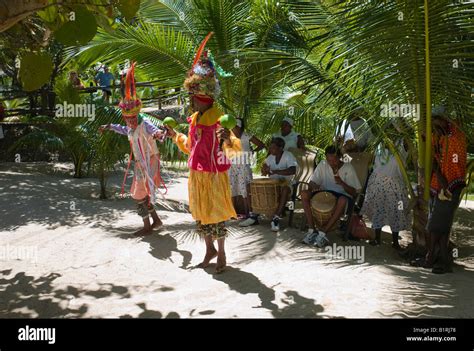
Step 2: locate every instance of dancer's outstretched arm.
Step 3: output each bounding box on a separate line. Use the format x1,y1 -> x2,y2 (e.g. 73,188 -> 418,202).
164,126 -> 190,155
99,124 -> 130,135
142,119 -> 165,140
173,132 -> 190,155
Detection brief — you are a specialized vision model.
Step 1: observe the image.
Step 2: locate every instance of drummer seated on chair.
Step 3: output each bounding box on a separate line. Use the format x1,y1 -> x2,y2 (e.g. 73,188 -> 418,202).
301,145 -> 362,237
239,137 -> 297,232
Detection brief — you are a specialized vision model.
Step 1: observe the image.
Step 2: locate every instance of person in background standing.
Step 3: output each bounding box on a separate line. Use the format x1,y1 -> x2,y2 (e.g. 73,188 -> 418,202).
272,117 -> 305,155
360,139 -> 410,249
414,108 -> 467,274
95,65 -> 115,102
228,118 -> 265,219
69,71 -> 84,89
336,108 -> 373,152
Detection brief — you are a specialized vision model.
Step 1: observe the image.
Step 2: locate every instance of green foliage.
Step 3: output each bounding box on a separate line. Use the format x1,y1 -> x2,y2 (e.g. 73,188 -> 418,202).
54,7 -> 98,46
8,127 -> 64,154
115,0 -> 142,21
83,105 -> 130,197
54,77 -> 82,105
5,0 -> 474,206
19,52 -> 54,91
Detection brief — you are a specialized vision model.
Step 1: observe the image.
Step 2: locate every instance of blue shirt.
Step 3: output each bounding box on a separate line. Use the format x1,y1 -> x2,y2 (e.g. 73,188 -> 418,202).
95,72 -> 114,87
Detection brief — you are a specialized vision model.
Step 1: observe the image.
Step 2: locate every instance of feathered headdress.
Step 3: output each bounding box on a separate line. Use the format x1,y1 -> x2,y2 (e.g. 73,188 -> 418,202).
184,32 -> 221,99
119,61 -> 142,117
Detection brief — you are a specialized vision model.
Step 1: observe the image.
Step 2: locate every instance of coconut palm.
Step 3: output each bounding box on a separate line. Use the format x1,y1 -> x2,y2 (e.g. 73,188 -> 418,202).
233,0 -> 473,252
71,0 -> 473,251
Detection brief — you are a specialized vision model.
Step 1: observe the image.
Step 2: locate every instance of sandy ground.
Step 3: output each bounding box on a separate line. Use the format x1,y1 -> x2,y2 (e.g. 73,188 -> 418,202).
0,162 -> 473,318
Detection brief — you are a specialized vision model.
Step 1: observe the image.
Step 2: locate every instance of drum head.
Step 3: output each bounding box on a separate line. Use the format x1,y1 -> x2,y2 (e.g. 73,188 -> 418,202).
251,178 -> 284,185
311,191 -> 337,213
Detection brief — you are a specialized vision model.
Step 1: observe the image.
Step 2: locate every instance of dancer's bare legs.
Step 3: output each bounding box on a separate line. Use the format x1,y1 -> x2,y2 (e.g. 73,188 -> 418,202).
215,237 -> 226,274
197,234 -> 217,268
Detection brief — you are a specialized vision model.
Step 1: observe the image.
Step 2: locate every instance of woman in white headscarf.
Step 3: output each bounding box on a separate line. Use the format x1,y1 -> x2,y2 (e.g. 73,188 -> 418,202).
272,117 -> 306,154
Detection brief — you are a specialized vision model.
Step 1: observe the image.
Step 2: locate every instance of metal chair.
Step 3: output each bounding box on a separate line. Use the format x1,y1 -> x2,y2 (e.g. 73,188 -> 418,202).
287,149 -> 319,227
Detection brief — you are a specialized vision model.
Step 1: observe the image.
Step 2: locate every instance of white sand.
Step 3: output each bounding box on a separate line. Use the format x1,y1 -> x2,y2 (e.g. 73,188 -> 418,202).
0,162 -> 473,318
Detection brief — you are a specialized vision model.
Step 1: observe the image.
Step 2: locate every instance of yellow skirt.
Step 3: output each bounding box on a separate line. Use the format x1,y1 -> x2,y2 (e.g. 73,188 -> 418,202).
188,170 -> 237,225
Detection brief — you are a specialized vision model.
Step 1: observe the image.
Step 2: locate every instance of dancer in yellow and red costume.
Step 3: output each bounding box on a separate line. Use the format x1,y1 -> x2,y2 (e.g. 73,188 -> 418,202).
164,33 -> 241,273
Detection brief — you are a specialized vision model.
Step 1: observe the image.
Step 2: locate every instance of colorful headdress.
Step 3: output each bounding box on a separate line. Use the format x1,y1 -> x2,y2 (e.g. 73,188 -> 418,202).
184,32 -> 221,99
119,61 -> 142,117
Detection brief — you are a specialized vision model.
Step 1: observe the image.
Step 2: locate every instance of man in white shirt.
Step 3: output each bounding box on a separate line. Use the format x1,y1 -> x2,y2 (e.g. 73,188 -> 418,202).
239,137 -> 297,231
336,109 -> 373,151
301,146 -> 362,244
272,117 -> 306,154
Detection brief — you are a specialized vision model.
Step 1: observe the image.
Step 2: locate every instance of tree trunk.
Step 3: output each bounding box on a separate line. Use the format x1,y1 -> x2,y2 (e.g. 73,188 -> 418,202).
412,194 -> 429,255
99,167 -> 107,199
404,0 -> 433,260
406,167 -> 430,259
158,88 -> 162,110
0,0 -> 50,33
73,156 -> 83,178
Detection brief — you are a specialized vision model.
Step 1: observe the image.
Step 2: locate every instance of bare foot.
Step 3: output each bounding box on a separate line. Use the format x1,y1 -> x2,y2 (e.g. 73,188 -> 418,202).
215,255 -> 226,274
151,219 -> 163,230
196,249 -> 217,268
134,227 -> 152,236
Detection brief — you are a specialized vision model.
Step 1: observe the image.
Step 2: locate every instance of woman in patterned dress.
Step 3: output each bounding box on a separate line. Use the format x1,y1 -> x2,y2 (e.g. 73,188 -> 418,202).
228,118 -> 265,218
360,139 -> 410,249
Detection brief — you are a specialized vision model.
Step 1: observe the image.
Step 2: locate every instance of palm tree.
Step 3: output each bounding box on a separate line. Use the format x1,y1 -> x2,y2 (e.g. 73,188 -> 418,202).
71,0 -> 473,252
83,104 -> 130,198
233,0 -> 473,253
70,0 -> 308,116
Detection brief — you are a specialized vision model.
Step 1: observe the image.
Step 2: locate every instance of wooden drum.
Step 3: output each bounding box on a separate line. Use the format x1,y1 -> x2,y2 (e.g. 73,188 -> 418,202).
311,191 -> 337,228
250,178 -> 285,217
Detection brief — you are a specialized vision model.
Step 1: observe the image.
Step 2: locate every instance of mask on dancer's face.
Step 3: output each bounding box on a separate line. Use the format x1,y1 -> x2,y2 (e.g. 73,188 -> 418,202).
123,115 -> 138,129
183,33 -> 221,101
119,61 -> 141,130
